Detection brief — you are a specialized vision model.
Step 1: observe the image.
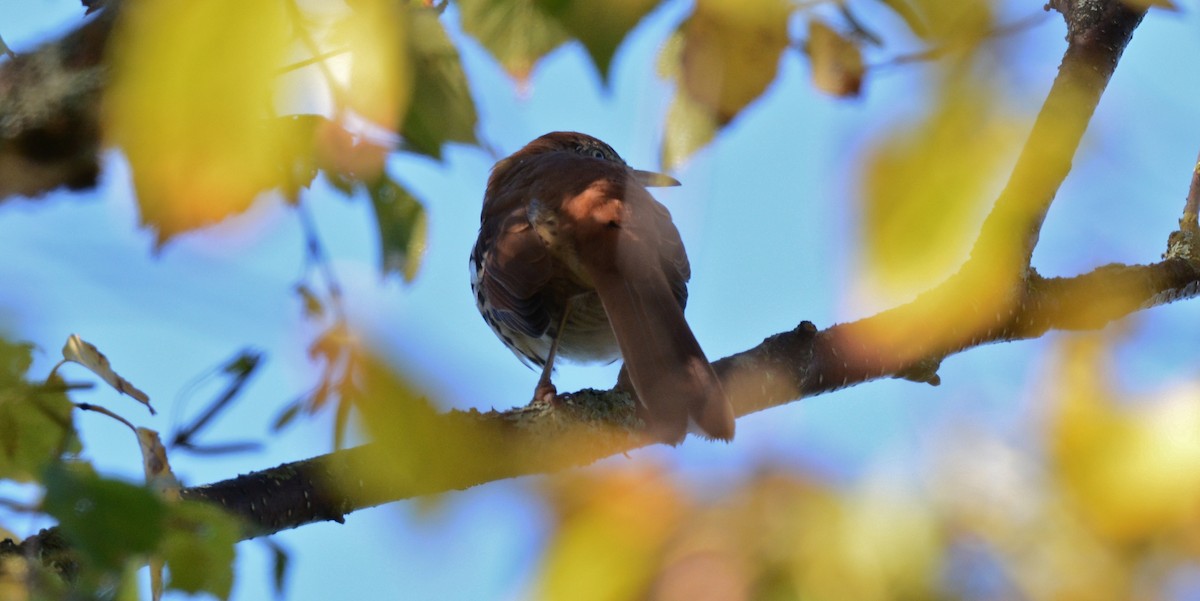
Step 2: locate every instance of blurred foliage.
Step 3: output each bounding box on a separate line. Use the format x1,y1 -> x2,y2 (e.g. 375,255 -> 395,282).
1,334 -> 240,600
369,176 -> 428,282
96,0 -> 1010,251
527,335 -> 1200,601
6,0 -> 1194,599
402,5 -> 478,157
106,0 -> 291,246
860,79 -> 1023,300
0,340 -> 78,482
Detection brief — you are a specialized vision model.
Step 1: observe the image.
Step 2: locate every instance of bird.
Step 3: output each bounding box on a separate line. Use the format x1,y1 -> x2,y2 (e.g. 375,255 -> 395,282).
469,131 -> 735,444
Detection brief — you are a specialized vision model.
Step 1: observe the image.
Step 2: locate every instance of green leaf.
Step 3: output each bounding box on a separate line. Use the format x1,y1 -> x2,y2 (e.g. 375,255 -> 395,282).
266,539 -> 291,597
161,501 -> 240,599
42,463 -> 168,571
0,339 -> 79,482
274,115 -> 331,203
0,338 -> 33,385
534,0 -> 660,80
402,7 -> 478,158
271,397 -> 305,432
456,0 -> 570,80
368,177 -> 427,282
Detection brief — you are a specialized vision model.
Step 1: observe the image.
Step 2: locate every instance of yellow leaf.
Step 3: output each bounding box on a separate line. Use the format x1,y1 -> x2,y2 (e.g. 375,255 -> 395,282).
535,467 -> 684,601
106,0 -> 290,244
859,86 -> 1021,299
338,0 -> 412,131
679,0 -> 790,124
909,0 -> 994,45
1050,336 -> 1200,543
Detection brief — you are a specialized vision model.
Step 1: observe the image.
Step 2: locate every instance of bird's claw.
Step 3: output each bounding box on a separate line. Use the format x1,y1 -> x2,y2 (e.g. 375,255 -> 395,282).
533,382 -> 559,406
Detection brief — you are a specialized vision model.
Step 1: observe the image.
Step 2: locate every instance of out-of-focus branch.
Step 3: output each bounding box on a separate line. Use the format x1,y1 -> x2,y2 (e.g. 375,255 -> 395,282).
0,8 -> 116,200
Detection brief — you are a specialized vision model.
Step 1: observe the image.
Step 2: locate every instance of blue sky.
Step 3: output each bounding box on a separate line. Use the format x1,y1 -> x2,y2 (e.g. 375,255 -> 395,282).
2,1 -> 1200,599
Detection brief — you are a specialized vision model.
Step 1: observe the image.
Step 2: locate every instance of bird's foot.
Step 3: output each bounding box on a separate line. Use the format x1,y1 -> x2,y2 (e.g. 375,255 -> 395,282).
533,381 -> 559,406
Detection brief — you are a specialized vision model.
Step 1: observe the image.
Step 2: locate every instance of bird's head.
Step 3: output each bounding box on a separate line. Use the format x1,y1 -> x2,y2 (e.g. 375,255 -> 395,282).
494,132 -> 681,188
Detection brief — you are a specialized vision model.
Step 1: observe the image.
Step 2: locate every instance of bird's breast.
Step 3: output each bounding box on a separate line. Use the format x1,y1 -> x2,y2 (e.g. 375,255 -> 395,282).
555,291 -> 619,363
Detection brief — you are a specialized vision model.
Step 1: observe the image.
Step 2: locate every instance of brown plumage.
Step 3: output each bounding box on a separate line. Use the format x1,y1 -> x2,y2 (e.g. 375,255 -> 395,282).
470,132 -> 734,444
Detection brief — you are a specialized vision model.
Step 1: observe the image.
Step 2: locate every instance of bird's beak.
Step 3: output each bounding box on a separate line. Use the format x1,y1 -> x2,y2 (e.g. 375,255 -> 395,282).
632,169 -> 681,188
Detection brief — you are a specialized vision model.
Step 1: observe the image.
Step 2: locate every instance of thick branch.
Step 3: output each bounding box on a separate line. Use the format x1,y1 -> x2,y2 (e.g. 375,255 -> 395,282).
163,251 -> 1200,541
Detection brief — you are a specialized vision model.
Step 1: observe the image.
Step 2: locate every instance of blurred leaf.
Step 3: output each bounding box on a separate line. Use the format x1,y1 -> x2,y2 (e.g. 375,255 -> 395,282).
313,120 -> 390,183
335,0 -> 412,131
304,323 -> 368,446
271,398 -> 305,433
107,0 -> 290,245
265,540 -> 290,598
295,283 -> 326,319
43,463 -> 168,571
0,338 -> 33,384
662,83 -> 720,170
534,0 -> 660,81
860,84 -> 1021,299
274,115 -> 331,204
161,501 -> 239,599
1050,336 -> 1200,544
0,340 -> 77,482
658,32 -> 717,169
535,467 -> 683,601
334,352 -> 446,497
368,177 -> 428,281
402,6 -> 478,158
807,20 -> 865,98
874,0 -> 928,37
679,0 -> 789,124
907,0 -> 993,46
457,0 -> 570,80
1121,0 -> 1179,10
114,562 -> 143,601
60,334 -> 152,413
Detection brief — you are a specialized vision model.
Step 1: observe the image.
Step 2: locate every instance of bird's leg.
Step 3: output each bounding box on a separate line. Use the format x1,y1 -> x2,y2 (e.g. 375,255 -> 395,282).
534,298 -> 573,404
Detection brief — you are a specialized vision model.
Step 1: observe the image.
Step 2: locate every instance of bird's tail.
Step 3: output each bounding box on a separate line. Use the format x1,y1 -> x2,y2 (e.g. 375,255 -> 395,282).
583,233 -> 735,444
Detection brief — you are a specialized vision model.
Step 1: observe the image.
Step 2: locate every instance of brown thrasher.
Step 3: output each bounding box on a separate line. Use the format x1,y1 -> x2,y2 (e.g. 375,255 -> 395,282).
469,131 -> 735,443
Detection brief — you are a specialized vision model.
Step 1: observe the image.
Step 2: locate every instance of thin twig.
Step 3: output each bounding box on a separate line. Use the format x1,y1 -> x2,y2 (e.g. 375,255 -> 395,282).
873,11 -> 1051,69
294,199 -> 347,322
283,0 -> 351,116
277,47 -> 351,76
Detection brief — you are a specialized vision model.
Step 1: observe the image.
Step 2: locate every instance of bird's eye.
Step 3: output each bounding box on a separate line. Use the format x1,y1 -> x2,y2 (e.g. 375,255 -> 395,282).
590,148 -> 606,160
